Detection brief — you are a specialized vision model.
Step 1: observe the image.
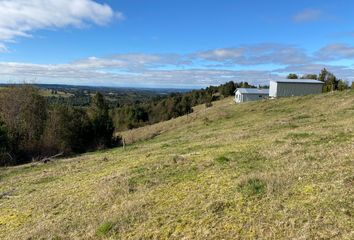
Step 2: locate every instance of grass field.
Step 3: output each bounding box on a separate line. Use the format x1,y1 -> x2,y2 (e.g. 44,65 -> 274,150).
1,91 -> 353,239
39,89 -> 74,98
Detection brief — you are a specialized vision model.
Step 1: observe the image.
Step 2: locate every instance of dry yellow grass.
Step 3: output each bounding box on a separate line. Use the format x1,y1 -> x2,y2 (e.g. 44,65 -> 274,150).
0,91 -> 353,239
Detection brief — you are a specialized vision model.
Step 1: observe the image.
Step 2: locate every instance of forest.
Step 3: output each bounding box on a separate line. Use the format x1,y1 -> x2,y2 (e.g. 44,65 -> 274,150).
0,81 -> 251,166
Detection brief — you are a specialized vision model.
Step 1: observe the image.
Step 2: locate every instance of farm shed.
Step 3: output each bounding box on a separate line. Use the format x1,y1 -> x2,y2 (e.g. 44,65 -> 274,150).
234,88 -> 269,103
269,79 -> 324,98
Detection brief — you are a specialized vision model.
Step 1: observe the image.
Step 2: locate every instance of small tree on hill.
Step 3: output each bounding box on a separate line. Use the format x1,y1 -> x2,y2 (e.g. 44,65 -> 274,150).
221,81 -> 236,97
0,86 -> 47,162
43,106 -> 94,154
181,95 -> 193,114
318,68 -> 340,92
337,80 -> 349,91
89,93 -> 115,148
287,73 -> 299,79
0,120 -> 10,164
301,74 -> 318,80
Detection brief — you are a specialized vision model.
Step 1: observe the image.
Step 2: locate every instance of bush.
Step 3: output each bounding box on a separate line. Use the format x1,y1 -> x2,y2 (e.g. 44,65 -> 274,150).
42,106 -> 94,155
0,86 -> 117,165
0,86 -> 47,164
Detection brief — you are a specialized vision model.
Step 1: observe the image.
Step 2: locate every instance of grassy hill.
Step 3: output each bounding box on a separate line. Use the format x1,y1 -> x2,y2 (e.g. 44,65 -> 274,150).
1,91 -> 353,239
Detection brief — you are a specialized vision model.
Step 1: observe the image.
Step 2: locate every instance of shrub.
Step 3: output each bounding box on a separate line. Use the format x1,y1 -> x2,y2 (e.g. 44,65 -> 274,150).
0,87 -> 117,165
0,86 -> 47,164
42,106 -> 94,154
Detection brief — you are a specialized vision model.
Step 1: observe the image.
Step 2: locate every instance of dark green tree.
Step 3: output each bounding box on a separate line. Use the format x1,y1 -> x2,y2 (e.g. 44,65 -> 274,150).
221,81 -> 236,97
180,95 -> 193,114
337,80 -> 349,91
287,73 -> 299,79
0,120 -> 10,165
90,93 -> 115,148
43,106 -> 94,154
301,74 -> 318,80
0,120 -> 9,152
0,86 -> 47,162
318,68 -> 339,92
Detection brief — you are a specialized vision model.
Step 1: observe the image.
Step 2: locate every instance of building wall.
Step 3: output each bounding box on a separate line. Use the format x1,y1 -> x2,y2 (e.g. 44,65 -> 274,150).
235,92 -> 242,103
269,81 -> 278,97
270,82 -> 323,97
243,94 -> 268,102
235,92 -> 268,103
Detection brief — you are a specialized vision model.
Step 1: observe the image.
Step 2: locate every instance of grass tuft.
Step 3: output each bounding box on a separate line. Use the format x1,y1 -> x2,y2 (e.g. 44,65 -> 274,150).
96,221 -> 114,237
214,155 -> 230,164
207,201 -> 231,215
238,177 -> 267,198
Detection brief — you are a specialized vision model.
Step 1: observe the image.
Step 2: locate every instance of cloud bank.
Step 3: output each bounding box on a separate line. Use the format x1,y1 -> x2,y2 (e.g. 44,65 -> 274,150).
194,44 -> 311,65
0,0 -> 122,51
1,43 -> 354,88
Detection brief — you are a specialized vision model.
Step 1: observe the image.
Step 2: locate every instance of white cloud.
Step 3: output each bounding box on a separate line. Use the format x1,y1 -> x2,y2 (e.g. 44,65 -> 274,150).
292,9 -> 323,23
276,64 -> 354,82
315,43 -> 354,61
1,43 -> 354,87
194,44 -> 311,65
0,0 -> 122,45
72,54 -> 189,70
0,61 -> 277,87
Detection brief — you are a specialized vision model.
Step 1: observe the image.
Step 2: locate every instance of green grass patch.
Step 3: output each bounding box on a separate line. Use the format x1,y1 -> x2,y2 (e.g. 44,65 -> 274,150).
214,156 -> 230,164
287,132 -> 313,139
214,150 -> 268,172
96,221 -> 114,237
238,178 -> 267,198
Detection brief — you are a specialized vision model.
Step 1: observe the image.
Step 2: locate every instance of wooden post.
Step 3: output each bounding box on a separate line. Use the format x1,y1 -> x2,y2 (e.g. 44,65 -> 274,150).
123,138 -> 126,150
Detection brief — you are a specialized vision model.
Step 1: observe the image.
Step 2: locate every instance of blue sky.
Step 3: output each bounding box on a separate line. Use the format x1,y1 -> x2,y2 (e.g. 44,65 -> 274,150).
0,0 -> 354,88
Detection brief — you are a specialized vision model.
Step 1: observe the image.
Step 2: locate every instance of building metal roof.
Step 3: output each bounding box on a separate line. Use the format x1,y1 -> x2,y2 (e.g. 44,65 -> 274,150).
236,88 -> 269,95
271,79 -> 324,84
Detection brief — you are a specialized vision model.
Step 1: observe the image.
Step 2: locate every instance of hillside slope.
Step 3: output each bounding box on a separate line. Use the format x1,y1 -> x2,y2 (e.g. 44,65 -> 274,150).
1,91 -> 353,239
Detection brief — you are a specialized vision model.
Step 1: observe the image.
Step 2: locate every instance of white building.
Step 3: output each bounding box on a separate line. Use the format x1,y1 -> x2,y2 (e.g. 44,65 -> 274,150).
269,79 -> 324,98
234,88 -> 269,103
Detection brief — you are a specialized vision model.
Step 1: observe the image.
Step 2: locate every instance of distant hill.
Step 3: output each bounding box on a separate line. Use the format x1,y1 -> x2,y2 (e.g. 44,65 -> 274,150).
1,91 -> 353,239
0,83 -> 193,107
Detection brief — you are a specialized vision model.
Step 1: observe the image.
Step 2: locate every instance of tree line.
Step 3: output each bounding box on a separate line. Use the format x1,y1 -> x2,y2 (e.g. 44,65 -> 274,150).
0,81 -> 255,165
0,86 -> 118,166
111,81 -> 257,130
287,68 -> 350,92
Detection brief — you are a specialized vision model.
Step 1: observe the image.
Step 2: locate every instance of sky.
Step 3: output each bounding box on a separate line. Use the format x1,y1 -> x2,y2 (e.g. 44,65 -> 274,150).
0,0 -> 354,88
